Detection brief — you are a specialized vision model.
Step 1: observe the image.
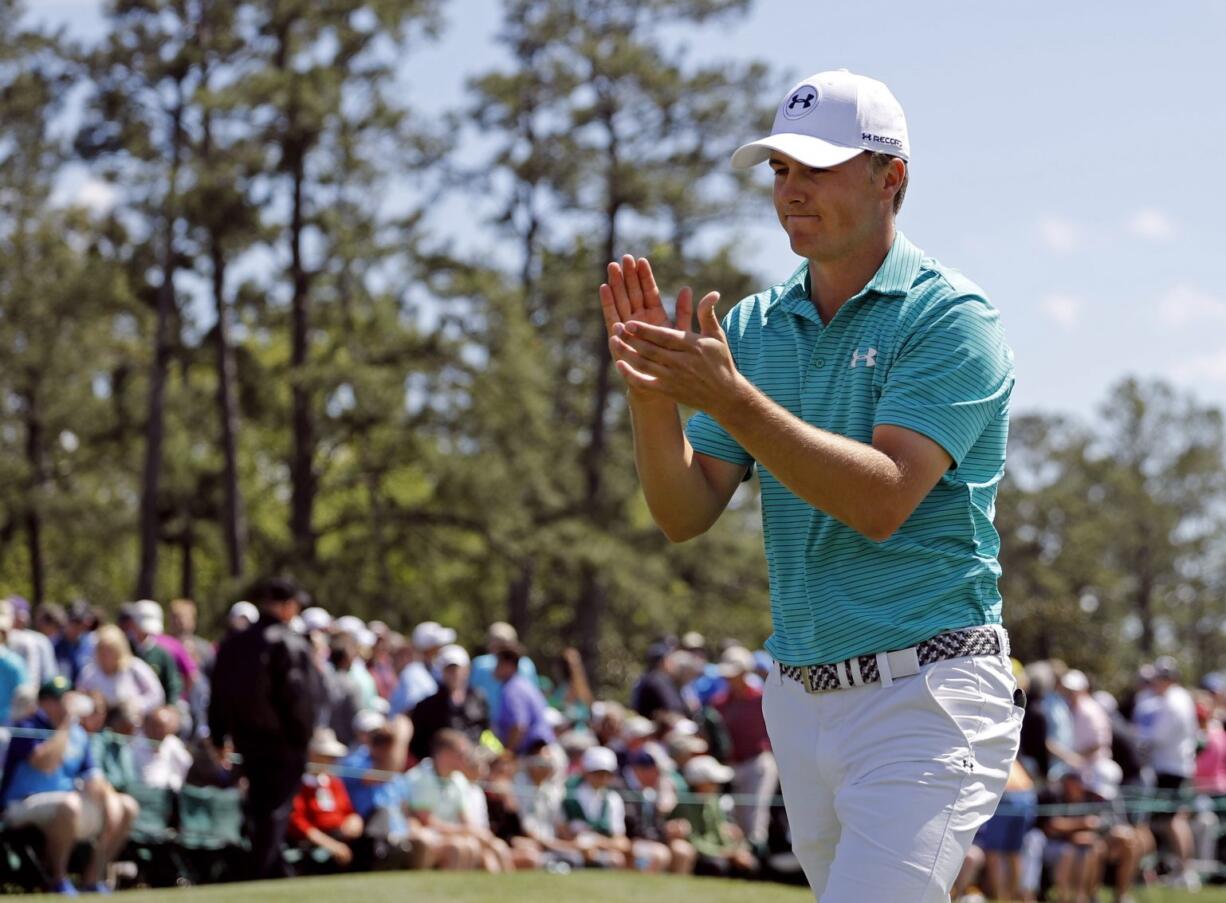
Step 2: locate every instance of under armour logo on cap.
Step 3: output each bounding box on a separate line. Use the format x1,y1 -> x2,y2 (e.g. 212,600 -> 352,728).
782,85 -> 819,120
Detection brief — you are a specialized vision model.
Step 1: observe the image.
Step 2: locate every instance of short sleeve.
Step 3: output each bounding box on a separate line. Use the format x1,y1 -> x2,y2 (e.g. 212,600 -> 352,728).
684,310 -> 754,468
874,294 -> 1013,466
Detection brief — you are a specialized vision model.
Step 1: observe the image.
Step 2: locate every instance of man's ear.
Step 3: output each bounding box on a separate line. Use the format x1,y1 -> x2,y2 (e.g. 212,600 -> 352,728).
882,158 -> 906,204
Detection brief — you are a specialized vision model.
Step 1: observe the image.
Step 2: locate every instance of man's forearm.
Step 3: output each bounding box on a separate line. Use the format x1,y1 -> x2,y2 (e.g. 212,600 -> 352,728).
714,379 -> 909,541
628,395 -> 728,542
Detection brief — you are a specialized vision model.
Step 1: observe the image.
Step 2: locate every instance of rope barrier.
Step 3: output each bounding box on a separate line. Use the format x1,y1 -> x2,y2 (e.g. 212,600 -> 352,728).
4,725 -> 1225,816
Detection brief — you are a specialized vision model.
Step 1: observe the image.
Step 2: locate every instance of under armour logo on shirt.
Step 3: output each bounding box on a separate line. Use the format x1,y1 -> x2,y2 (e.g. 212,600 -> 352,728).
850,348 -> 878,369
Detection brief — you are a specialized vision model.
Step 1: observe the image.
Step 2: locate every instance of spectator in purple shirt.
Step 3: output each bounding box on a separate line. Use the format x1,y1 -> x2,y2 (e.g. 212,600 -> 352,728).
492,645 -> 555,755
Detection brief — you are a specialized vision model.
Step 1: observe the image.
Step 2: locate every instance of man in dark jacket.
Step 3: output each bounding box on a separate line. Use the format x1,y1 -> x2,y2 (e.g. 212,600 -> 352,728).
409,644 -> 489,762
209,576 -> 323,880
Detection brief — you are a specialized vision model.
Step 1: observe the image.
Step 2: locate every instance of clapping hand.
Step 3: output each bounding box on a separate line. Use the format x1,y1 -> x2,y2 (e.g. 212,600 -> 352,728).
600,256 -> 721,403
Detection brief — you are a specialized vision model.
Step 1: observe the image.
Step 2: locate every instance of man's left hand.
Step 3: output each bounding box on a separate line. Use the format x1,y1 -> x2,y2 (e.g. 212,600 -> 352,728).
609,291 -> 745,418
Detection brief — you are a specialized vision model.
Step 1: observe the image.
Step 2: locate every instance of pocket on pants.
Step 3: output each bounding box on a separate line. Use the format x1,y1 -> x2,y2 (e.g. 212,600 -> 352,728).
923,658 -> 1020,776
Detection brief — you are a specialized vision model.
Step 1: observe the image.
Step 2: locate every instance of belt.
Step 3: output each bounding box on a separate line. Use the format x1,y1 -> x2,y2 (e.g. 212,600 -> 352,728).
778,626 -> 1008,694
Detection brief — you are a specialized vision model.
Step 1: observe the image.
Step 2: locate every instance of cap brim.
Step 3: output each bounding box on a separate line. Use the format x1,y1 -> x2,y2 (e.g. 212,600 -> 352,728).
731,134 -> 864,170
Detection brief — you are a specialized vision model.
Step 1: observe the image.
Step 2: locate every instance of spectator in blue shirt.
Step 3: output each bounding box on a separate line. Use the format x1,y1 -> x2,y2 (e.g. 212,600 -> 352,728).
1,600 -> 29,723
1,676 -> 138,895
52,602 -> 97,686
470,622 -> 538,718
492,646 -> 554,755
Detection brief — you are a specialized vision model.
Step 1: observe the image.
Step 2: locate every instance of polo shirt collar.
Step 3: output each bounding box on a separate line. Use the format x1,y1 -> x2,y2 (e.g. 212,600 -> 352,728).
767,231 -> 924,322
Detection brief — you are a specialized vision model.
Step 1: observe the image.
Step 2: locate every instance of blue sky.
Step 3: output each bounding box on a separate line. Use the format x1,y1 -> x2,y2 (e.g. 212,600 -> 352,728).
29,0 -> 1226,419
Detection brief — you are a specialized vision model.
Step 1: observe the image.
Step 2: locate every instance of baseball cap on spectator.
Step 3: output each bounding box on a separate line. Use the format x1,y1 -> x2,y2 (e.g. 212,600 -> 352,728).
645,641 -> 671,668
666,733 -> 708,758
229,600 -> 258,626
1136,663 -> 1157,685
559,730 -> 597,755
543,707 -> 568,730
1203,672 -> 1225,695
1081,758 -> 1123,800
7,596 -> 30,621
34,602 -> 66,630
718,645 -> 756,678
731,69 -> 910,170
1060,670 -> 1089,693
683,755 -> 735,786
487,621 -> 518,645
1154,656 -> 1180,681
436,644 -> 471,670
627,749 -> 659,769
1093,690 -> 1118,714
0,599 -> 13,632
309,727 -> 348,759
335,615 -> 366,637
581,746 -> 618,774
370,696 -> 390,715
301,606 -> 332,633
356,628 -> 376,649
134,599 -> 164,634
412,621 -> 456,651
67,600 -> 92,624
368,620 -> 389,637
39,675 -> 72,700
289,616 -> 306,634
623,716 -> 655,741
353,709 -> 387,735
680,631 -> 706,652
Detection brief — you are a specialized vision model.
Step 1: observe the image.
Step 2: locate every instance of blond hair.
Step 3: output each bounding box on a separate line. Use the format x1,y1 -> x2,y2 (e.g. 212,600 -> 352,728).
94,624 -> 134,670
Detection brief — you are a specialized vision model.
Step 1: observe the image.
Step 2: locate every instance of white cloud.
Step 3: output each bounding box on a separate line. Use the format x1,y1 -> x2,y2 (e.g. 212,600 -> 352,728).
1037,216 -> 1084,253
1126,208 -> 1177,242
1173,347 -> 1226,383
1040,293 -> 1085,330
1157,284 -> 1226,327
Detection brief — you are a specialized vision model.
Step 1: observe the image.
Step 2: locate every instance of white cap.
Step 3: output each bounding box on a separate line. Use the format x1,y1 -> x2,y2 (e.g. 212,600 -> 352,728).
335,615 -> 366,637
731,69 -> 909,170
301,607 -> 332,633
355,628 -> 377,650
487,621 -> 518,644
134,599 -> 163,634
1061,669 -> 1090,693
353,709 -> 387,734
289,616 -> 306,635
622,715 -> 655,741
412,621 -> 457,651
436,644 -> 471,670
683,754 -> 735,786
581,746 -> 618,774
229,601 -> 258,624
309,727 -> 349,758
717,645 -> 756,678
543,707 -> 568,729
559,730 -> 597,754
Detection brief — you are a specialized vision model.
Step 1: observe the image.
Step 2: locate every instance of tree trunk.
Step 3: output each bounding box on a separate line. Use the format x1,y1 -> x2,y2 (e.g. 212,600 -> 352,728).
22,388 -> 45,605
571,94 -> 620,681
507,560 -> 534,636
211,237 -> 246,579
136,99 -> 184,599
288,143 -> 316,569
180,514 -> 195,600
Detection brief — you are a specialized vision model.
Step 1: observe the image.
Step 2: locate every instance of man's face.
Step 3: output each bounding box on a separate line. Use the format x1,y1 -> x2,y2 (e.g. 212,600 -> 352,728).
770,151 -> 893,263
441,663 -> 468,693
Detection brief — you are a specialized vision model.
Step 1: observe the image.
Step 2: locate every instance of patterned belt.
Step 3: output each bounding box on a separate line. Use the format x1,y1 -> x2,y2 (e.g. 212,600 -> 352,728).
778,626 -> 1007,694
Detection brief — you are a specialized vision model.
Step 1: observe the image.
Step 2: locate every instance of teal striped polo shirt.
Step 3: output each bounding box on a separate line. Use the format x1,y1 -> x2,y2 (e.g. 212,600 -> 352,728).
686,232 -> 1014,667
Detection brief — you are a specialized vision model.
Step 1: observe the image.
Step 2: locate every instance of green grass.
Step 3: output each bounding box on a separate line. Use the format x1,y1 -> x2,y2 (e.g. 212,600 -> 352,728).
4,872 -> 1225,902
4,872 -> 810,901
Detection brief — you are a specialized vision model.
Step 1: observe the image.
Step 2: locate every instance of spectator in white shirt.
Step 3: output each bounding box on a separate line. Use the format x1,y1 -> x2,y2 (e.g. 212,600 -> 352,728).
133,706 -> 193,791
1059,669 -> 1113,764
1133,656 -> 1200,890
77,625 -> 165,718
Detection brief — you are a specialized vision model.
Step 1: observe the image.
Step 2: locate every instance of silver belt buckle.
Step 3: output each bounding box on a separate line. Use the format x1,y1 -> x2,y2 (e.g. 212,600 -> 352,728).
802,666 -> 818,694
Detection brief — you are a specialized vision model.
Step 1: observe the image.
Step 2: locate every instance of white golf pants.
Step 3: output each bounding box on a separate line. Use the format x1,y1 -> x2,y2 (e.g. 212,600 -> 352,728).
762,648 -> 1022,902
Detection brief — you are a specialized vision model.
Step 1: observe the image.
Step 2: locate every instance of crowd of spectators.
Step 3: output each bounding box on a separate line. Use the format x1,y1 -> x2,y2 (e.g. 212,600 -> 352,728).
953,656 -> 1226,902
1,587 -> 1225,899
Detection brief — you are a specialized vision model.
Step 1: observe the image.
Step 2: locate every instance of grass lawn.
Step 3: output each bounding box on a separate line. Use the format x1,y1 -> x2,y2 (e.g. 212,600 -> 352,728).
4,872 -> 1226,901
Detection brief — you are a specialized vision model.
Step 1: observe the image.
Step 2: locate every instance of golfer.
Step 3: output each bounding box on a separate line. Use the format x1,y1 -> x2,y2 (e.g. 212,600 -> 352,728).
599,69 -> 1021,901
